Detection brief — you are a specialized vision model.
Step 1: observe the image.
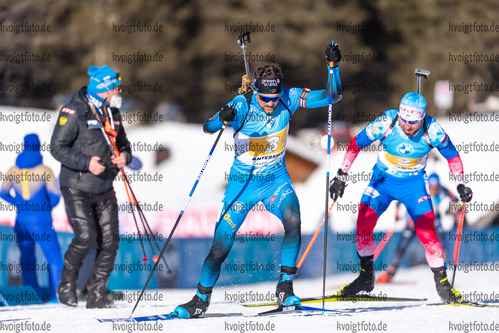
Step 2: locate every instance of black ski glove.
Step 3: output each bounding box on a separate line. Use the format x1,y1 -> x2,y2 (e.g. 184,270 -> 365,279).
325,43 -> 341,67
219,104 -> 237,123
330,169 -> 347,200
457,184 -> 473,202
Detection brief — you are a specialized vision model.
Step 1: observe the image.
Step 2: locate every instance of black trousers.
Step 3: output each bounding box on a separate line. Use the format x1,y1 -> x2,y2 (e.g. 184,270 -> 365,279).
61,187 -> 119,282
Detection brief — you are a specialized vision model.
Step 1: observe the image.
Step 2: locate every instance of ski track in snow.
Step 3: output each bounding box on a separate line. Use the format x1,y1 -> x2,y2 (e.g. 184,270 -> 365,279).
1,266 -> 497,333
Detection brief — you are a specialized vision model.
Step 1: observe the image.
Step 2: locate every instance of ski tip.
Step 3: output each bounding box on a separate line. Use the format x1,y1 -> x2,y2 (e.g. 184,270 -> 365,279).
142,256 -> 149,262
152,255 -> 159,263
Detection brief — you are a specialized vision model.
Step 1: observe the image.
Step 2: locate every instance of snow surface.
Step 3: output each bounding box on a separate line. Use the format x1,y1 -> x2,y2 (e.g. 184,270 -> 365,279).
1,266 -> 497,333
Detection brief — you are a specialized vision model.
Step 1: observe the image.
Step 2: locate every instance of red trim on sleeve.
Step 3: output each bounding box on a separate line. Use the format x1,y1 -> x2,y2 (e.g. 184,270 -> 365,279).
340,136 -> 362,173
448,155 -> 464,186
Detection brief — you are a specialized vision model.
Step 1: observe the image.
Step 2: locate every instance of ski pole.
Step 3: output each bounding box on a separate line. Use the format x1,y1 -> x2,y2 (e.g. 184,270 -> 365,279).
90,104 -> 168,267
130,124 -> 227,317
297,200 -> 336,269
105,124 -> 170,269
110,149 -> 151,262
122,174 -> 149,262
120,167 -> 171,268
89,104 -> 151,262
451,202 -> 466,287
125,182 -> 170,265
321,40 -> 339,309
102,115 -> 158,263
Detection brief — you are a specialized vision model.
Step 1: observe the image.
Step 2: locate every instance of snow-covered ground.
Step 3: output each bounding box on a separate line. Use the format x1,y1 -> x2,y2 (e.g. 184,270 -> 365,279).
1,266 -> 497,333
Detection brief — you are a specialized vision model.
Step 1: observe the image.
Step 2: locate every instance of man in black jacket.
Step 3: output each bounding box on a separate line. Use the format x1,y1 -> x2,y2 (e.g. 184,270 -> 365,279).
51,65 -> 132,308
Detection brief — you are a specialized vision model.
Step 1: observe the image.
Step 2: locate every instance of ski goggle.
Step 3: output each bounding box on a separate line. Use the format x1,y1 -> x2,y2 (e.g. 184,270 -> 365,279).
399,117 -> 421,125
256,90 -> 282,103
109,73 -> 121,89
95,73 -> 122,92
103,73 -> 121,82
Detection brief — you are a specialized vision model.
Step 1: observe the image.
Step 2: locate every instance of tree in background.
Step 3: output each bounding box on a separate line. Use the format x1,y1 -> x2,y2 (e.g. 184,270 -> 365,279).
0,0 -> 497,127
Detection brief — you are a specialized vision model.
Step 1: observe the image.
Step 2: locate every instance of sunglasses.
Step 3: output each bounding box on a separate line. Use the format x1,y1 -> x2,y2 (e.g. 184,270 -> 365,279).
103,73 -> 121,82
108,73 -> 121,91
256,91 -> 282,103
400,117 -> 421,125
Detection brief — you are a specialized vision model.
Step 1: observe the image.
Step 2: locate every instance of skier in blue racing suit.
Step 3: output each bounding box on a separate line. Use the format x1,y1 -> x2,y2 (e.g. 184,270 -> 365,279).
0,134 -> 63,302
329,92 -> 473,303
172,44 -> 342,318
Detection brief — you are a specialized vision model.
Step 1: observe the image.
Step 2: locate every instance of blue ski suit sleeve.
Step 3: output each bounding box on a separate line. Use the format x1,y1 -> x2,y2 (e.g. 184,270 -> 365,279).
298,65 -> 342,108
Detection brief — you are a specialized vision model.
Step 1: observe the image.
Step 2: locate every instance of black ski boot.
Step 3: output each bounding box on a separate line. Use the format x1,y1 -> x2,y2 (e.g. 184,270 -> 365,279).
172,283 -> 212,318
86,273 -> 115,308
432,267 -> 462,303
338,254 -> 375,296
57,261 -> 79,307
276,266 -> 300,307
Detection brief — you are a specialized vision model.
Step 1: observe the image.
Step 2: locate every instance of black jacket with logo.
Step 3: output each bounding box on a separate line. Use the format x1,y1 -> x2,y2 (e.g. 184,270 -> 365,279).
50,87 -> 132,194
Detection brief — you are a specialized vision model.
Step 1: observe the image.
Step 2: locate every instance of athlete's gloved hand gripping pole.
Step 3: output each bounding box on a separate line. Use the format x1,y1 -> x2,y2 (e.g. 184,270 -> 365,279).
90,102 -> 172,272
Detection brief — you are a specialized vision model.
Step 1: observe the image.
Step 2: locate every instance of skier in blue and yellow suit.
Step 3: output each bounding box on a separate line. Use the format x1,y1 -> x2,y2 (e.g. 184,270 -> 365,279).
172,43 -> 342,318
0,133 -> 63,302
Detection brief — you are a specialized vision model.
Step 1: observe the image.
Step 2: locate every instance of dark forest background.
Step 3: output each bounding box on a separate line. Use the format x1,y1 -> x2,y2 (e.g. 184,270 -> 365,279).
1,0 -> 498,129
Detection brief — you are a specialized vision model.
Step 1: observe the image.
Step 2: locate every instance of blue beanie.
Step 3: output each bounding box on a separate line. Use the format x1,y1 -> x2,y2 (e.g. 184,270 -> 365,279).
16,133 -> 43,169
87,65 -> 121,96
428,173 -> 440,186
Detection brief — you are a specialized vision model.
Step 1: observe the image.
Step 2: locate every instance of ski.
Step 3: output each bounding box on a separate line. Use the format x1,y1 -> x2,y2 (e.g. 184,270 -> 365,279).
429,300 -> 499,308
97,304 -> 352,323
239,294 -> 427,307
97,312 -> 243,323
258,304 -> 354,316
